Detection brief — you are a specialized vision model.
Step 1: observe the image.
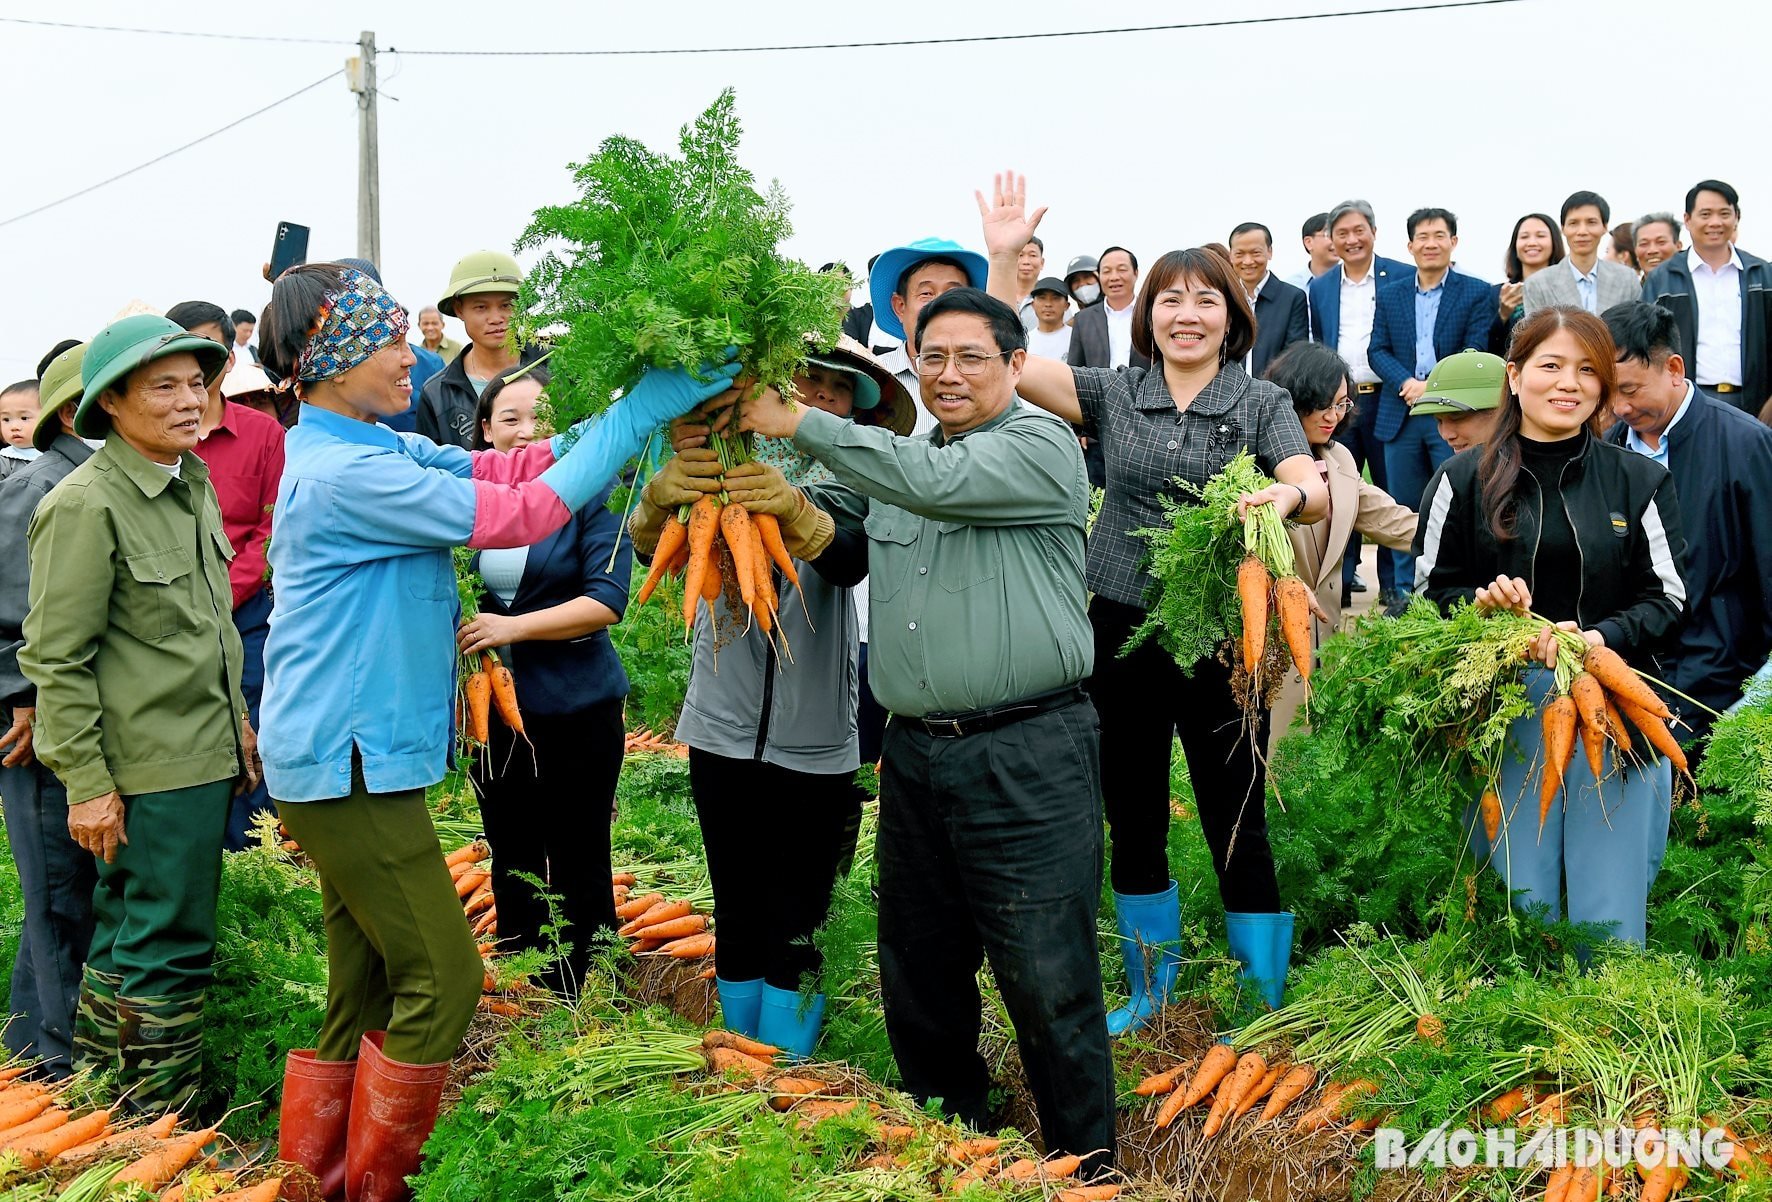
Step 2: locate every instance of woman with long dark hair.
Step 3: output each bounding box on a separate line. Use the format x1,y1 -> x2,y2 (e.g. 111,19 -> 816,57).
1415,306 -> 1687,948
255,263 -> 736,1202
1262,342 -> 1417,749
460,362 -> 633,996
1488,214 -> 1565,355
979,177 -> 1329,1031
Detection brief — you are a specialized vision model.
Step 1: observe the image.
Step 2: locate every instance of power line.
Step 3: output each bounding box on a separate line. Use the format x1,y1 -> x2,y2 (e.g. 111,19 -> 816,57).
0,72 -> 345,229
0,15 -> 353,45
385,0 -> 1522,56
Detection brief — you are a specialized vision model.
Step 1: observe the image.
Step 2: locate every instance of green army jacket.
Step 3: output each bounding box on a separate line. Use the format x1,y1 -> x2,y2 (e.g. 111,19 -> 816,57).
20,433 -> 246,803
797,402 -> 1093,719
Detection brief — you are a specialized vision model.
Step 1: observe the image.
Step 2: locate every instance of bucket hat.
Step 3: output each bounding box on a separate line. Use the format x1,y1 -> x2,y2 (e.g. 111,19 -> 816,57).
438,250 -> 523,317
805,334 -> 915,436
76,316 -> 229,439
32,342 -> 86,451
1413,349 -> 1507,416
868,239 -> 989,341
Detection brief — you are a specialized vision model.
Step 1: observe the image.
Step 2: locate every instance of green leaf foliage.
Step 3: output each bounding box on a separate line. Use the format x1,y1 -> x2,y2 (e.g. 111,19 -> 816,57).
518,89 -> 846,424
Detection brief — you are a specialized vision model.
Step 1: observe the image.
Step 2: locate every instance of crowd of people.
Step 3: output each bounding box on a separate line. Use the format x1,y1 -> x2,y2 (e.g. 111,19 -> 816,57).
0,171 -> 1767,1192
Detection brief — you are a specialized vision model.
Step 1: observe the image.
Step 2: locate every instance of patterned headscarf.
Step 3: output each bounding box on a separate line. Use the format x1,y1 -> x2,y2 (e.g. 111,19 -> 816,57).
295,267 -> 409,382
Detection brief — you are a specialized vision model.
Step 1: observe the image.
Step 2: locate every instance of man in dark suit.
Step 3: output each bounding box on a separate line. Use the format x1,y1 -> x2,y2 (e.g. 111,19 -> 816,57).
1308,199 -> 1414,604
1369,207 -> 1493,593
1602,301 -> 1772,746
1067,246 -> 1148,487
1640,179 -> 1771,415
1228,222 -> 1308,377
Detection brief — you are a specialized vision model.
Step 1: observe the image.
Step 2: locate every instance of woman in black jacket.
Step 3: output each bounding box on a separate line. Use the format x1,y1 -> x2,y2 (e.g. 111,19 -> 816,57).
1486,213 -> 1564,356
1415,307 -> 1688,947
459,364 -> 633,991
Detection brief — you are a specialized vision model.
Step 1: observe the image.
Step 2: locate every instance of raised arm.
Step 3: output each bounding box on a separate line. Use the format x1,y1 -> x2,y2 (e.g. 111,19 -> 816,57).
976,171 -> 1084,424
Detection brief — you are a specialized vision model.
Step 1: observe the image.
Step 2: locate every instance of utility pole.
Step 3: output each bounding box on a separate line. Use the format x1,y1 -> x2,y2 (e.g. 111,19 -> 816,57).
347,30 -> 380,265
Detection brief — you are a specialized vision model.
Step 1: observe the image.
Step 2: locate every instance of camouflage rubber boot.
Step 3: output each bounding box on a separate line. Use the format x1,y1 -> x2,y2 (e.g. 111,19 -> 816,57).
116,990 -> 207,1115
71,967 -> 124,1073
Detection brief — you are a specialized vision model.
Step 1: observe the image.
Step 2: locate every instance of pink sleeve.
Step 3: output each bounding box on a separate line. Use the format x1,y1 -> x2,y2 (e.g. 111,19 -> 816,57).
467,480 -> 573,549
470,440 -> 557,485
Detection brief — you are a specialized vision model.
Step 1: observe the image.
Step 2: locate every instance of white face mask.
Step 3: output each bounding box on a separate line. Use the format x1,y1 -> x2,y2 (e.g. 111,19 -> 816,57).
1074,284 -> 1102,305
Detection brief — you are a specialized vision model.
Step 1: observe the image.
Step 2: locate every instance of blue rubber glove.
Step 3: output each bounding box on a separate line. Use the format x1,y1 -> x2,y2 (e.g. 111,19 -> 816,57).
541,356 -> 743,513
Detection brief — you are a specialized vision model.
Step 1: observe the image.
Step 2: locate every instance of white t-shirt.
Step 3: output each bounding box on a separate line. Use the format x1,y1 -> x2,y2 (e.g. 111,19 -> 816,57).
1105,300 -> 1135,368
1027,325 -> 1073,360
478,546 -> 530,607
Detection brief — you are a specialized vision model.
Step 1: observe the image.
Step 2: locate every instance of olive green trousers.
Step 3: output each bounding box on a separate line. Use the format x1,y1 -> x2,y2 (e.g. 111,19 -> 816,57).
276,767 -> 480,1064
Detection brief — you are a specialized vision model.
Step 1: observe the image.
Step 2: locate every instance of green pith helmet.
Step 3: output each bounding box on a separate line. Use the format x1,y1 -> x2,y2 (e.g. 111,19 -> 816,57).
76,315 -> 229,439
33,342 -> 86,451
1413,349 -> 1507,416
438,250 -> 523,317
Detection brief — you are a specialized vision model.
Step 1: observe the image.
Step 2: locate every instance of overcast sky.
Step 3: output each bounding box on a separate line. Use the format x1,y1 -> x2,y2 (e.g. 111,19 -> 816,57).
2,0 -> 1767,376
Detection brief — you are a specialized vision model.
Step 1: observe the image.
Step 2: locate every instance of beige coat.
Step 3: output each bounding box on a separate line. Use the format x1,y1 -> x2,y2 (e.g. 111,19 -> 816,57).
1268,440 -> 1418,755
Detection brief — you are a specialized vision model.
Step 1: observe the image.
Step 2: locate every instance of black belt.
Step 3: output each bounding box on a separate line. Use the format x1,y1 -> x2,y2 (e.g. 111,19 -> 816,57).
1355,382 -> 1381,394
1701,382 -> 1741,393
903,686 -> 1087,739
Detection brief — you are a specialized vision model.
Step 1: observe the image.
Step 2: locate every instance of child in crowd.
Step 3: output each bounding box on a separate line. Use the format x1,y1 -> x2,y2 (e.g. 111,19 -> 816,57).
0,379 -> 41,480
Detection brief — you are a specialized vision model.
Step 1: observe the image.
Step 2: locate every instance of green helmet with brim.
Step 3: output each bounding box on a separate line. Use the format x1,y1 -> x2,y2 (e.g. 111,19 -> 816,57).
439,250 -> 523,317
76,315 -> 229,439
1412,349 -> 1507,417
32,342 -> 86,451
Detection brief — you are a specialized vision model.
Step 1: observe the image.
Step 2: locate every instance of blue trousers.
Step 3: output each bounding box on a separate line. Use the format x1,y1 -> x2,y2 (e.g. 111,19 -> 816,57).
1381,418 -> 1454,593
1465,669 -> 1672,947
223,588 -> 274,851
0,744 -> 96,1078
1335,397 -> 1395,594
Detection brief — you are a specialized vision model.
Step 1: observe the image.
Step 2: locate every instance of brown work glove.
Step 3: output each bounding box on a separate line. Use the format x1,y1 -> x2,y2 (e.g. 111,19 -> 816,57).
631,449 -> 724,554
725,462 -> 834,560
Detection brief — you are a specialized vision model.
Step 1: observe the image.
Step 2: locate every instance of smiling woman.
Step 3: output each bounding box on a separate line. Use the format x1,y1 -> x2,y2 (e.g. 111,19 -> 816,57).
250,261 -> 739,1201
978,173 -> 1328,1032
1412,305 -> 1689,949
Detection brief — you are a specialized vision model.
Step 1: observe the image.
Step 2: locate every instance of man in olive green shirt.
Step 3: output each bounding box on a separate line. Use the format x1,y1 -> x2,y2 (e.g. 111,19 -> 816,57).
20,314 -> 257,1114
738,288 -> 1114,1172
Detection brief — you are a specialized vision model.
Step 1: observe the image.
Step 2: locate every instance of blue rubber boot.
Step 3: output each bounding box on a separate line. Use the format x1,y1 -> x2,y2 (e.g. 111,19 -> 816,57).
756,985 -> 826,1061
715,977 -> 764,1039
1105,880 -> 1182,1037
1224,911 -> 1295,1011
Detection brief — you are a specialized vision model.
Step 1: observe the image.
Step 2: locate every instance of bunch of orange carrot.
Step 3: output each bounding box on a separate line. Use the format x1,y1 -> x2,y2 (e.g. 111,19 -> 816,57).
460,651 -> 525,749
634,468 -> 801,654
617,886 -> 715,962
1493,636 -> 1691,839
0,1068 -> 284,1197
624,727 -> 689,758
1136,1044 -> 1351,1136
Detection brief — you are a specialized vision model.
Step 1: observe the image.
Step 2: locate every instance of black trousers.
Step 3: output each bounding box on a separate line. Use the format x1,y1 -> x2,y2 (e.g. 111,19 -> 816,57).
470,700 -> 624,991
1087,597 -> 1281,911
688,749 -> 860,991
877,698 -> 1115,1170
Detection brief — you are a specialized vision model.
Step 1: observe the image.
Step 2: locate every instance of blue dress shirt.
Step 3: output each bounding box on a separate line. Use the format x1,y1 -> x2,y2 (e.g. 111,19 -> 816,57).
1413,279 -> 1445,379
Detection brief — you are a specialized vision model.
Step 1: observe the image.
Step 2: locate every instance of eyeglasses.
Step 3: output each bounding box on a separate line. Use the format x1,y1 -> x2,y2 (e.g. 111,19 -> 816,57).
913,350 -> 1011,377
1311,399 -> 1354,415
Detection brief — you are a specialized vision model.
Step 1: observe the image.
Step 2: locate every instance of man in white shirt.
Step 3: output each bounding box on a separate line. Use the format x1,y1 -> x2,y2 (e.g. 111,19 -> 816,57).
1066,246 -> 1146,372
1024,277 -> 1073,360
1641,179 -> 1770,414
1286,211 -> 1339,292
1307,199 -> 1414,605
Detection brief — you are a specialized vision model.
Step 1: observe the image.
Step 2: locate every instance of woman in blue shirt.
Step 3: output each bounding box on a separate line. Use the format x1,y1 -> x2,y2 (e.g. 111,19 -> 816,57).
255,264 -> 737,1202
459,363 -> 633,996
